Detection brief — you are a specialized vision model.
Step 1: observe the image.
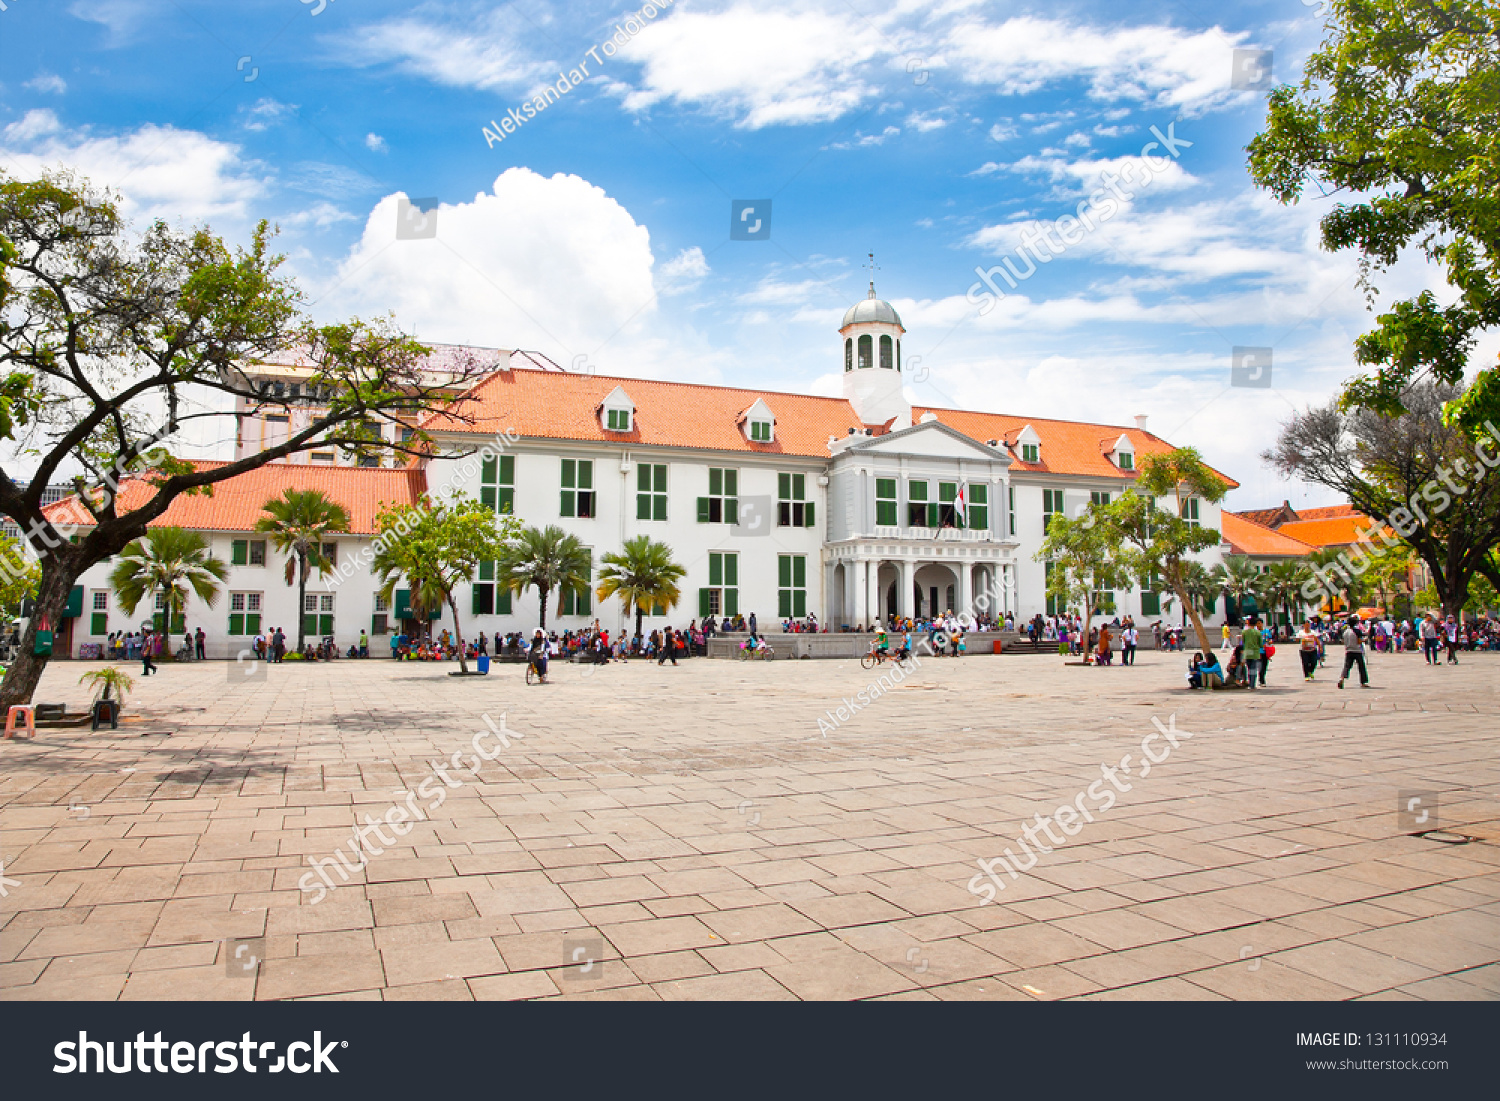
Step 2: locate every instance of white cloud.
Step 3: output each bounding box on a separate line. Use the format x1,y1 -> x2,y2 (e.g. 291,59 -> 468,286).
24,74 -> 68,95
0,114 -> 266,226
988,120 -> 1017,142
906,109 -> 950,132
281,202 -> 356,230
944,17 -> 1251,112
829,125 -> 900,149
619,4 -> 885,127
341,12 -> 554,92
67,0 -> 153,46
241,98 -> 296,132
365,132 -> 388,153
316,169 -> 661,358
657,246 -> 710,295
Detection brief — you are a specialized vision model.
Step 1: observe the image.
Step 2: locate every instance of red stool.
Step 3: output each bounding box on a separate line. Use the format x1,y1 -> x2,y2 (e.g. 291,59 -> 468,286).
4,705 -> 36,739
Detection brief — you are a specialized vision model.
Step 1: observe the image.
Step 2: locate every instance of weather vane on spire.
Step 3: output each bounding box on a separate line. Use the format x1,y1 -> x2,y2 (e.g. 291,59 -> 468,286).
865,251 -> 880,298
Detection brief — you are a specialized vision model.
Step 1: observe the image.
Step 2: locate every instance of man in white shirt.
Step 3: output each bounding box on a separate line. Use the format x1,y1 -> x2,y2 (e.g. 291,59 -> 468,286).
1336,617 -> 1370,689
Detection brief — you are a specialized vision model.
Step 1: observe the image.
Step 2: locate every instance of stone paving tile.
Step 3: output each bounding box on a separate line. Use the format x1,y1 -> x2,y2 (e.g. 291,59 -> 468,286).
1,654 -> 1495,1000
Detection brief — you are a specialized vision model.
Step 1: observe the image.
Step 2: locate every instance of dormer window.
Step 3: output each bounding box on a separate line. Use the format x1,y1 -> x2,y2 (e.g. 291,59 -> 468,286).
600,385 -> 635,433
1118,451 -> 1134,470
1109,433 -> 1134,470
740,398 -> 775,444
1015,424 -> 1042,465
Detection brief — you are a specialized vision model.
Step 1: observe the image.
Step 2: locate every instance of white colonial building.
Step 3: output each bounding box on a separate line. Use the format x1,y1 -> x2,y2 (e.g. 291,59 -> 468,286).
42,282 -> 1236,657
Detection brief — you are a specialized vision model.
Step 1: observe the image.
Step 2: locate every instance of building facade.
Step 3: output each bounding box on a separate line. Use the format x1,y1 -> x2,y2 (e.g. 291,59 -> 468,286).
43,283 -> 1240,656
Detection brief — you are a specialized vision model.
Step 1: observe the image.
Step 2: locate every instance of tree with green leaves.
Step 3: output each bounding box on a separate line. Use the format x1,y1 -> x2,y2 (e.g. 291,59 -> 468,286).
1210,555 -> 1265,625
1262,559 -> 1316,627
372,495 -> 519,673
1178,561 -> 1220,627
1246,0 -> 1500,433
108,527 -> 229,643
1036,505 -> 1132,660
0,533 -> 40,624
0,170 -> 492,707
496,525 -> 592,634
1263,382 -> 1500,617
595,536 -> 687,642
255,488 -> 351,653
1098,448 -> 1231,654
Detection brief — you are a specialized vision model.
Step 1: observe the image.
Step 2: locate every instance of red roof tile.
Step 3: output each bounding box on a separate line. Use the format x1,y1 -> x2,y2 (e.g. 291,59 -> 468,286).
1221,512 -> 1315,557
43,462 -> 426,536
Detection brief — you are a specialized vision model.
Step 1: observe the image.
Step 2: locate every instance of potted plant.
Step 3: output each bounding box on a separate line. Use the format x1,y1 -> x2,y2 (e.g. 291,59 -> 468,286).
78,666 -> 136,731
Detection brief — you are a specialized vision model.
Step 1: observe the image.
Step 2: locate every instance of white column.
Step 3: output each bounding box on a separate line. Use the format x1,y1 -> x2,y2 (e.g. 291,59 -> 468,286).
854,560 -> 869,627
955,559 -> 969,620
898,559 -> 912,619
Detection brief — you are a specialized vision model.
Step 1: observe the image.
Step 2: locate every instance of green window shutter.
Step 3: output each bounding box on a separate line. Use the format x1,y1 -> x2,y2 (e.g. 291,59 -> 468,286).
247,614 -> 260,634
724,588 -> 739,615
304,613 -> 318,638
726,499 -> 738,525
482,457 -> 497,483
778,472 -> 791,500
637,494 -> 652,521
876,478 -> 896,498
480,559 -> 494,581
792,557 -> 806,588
472,586 -> 484,616
697,497 -> 711,523
803,501 -> 815,528
940,482 -> 956,502
793,590 -> 806,617
909,481 -> 927,501
231,540 -> 248,566
651,601 -> 666,617
1141,592 -> 1161,617
561,587 -> 574,616
971,505 -> 987,529
971,484 -> 987,505
652,495 -> 667,522
578,461 -> 592,489
498,488 -> 514,514
171,613 -> 185,634
928,502 -> 939,528
229,613 -> 244,636
793,473 -> 805,499
700,588 -> 712,617
320,614 -> 335,636
877,501 -> 896,526
578,584 -> 591,614
778,555 -> 792,587
725,470 -> 737,496
91,612 -> 108,636
560,490 -> 575,517
724,554 -> 738,586
653,465 -> 667,492
395,589 -> 412,619
153,612 -> 164,632
499,455 -> 514,484
497,589 -> 512,615
637,465 -> 651,492
480,486 -> 497,511
709,468 -> 722,496
778,590 -> 792,619
562,459 -> 576,488
65,586 -> 84,618
709,553 -> 722,586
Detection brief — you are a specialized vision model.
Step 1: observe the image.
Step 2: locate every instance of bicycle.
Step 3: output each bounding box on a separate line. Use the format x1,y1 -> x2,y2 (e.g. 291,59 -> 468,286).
739,643 -> 775,661
860,645 -> 910,671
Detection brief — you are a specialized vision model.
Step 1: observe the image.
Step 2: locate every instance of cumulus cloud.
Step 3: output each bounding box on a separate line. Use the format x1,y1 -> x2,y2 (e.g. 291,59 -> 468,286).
315,169 -> 661,357
0,112 -> 266,226
365,132 -> 388,153
241,98 -> 296,132
657,246 -> 710,295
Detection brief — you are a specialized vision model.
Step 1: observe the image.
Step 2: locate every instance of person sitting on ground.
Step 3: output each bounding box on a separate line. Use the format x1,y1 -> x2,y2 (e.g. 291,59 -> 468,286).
1225,644 -> 1248,687
1191,651 -> 1224,689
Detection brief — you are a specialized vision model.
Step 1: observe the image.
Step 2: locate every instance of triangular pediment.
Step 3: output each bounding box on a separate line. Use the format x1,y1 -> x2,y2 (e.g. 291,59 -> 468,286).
842,420 -> 1010,461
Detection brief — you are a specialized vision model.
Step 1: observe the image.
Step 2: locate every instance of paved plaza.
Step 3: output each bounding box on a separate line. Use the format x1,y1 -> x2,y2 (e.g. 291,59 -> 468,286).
1,648 -> 1497,1001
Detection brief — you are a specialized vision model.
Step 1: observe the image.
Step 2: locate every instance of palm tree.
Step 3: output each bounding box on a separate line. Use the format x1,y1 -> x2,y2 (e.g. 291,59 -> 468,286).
1179,561 -> 1219,630
1210,554 -> 1264,624
1308,545 -> 1365,614
596,536 -> 687,641
496,524 -> 593,632
1263,559 -> 1314,628
108,527 -> 229,649
255,488 -> 351,653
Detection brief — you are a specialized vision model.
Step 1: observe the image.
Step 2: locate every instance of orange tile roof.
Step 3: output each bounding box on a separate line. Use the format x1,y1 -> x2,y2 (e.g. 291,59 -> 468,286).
43,462 -> 426,536
912,407 -> 1240,485
420,369 -> 866,458
1277,515 -> 1375,548
1221,512 -> 1315,557
1292,504 -> 1361,521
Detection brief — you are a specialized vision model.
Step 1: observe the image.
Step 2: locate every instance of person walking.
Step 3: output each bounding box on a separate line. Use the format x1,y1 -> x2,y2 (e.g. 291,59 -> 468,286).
1220,622 -> 1233,652
748,612 -> 757,637
1122,623 -> 1138,666
141,628 -> 158,676
658,625 -> 679,666
1443,615 -> 1460,664
358,629 -> 369,659
1336,616 -> 1369,689
1297,621 -> 1319,681
194,626 -> 206,660
1421,614 -> 1440,664
1241,618 -> 1263,690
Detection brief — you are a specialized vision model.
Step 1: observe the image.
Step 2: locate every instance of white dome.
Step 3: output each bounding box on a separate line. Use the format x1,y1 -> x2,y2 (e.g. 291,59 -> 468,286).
841,285 -> 903,329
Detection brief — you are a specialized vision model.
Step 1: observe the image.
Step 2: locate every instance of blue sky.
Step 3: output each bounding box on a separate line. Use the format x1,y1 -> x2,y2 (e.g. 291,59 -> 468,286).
3,0 -> 1487,505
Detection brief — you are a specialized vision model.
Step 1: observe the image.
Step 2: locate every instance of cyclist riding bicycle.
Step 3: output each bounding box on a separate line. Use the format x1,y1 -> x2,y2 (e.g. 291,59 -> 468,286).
874,628 -> 890,656
528,629 -> 549,683
898,630 -> 912,662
